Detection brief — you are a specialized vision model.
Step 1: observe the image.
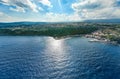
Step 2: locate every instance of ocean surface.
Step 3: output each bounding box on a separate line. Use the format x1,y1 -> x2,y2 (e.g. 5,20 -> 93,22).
0,36 -> 120,79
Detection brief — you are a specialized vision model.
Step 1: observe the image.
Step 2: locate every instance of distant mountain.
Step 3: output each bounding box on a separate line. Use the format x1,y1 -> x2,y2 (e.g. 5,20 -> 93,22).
0,22 -> 49,28
0,19 -> 120,28
84,19 -> 120,23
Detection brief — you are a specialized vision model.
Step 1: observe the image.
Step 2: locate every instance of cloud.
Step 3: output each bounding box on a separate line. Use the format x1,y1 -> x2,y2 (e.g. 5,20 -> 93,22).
44,12 -> 81,22
0,12 -> 4,15
0,11 -> 19,22
0,11 -> 82,22
10,6 -> 25,12
72,0 -> 120,19
39,0 -> 52,7
0,0 -> 40,12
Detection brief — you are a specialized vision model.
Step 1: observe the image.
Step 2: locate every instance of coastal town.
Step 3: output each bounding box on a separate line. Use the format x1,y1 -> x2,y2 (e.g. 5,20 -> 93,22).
85,28 -> 120,44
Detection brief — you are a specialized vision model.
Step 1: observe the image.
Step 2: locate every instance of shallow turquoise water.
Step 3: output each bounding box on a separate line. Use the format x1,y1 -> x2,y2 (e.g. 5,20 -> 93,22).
0,36 -> 120,79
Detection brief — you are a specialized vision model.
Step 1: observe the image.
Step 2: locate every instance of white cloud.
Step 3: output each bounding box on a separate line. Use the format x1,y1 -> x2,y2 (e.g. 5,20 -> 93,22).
72,0 -> 120,19
0,12 -> 9,18
38,7 -> 44,11
10,7 -> 25,12
0,12 -> 4,15
0,11 -> 82,22
44,12 -> 82,22
0,11 -> 19,22
0,0 -> 40,12
39,0 -> 52,7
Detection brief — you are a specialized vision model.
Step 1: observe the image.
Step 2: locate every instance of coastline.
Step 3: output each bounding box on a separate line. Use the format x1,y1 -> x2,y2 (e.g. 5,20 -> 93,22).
85,35 -> 119,45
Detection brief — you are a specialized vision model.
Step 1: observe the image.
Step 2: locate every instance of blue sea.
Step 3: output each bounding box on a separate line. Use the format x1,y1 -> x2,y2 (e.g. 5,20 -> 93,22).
0,36 -> 120,79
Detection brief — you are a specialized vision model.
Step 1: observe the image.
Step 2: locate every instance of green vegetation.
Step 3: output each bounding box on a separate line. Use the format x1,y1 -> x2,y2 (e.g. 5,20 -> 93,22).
0,24 -> 99,37
0,22 -> 120,44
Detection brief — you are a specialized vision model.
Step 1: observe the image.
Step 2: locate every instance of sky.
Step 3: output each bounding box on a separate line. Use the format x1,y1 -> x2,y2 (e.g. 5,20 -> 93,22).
0,0 -> 120,22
